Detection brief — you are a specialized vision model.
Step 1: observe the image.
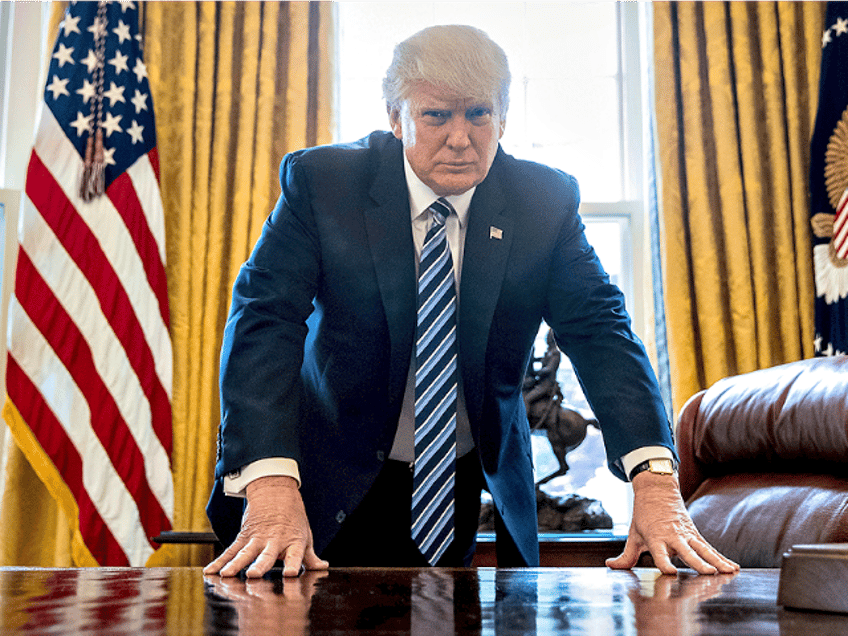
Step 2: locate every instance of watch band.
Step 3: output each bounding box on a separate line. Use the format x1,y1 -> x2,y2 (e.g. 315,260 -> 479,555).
628,457 -> 675,481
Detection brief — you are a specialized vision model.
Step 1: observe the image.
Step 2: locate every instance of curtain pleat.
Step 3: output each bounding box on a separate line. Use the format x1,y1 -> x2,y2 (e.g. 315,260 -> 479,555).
654,1 -> 824,414
0,1 -> 333,567
143,0 -> 333,566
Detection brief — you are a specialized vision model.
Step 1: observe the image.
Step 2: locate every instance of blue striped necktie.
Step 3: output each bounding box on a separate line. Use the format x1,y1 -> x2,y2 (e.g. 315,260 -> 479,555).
412,197 -> 458,566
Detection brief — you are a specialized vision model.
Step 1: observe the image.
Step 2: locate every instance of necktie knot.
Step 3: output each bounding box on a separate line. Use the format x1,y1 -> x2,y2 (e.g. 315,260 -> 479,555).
429,198 -> 453,227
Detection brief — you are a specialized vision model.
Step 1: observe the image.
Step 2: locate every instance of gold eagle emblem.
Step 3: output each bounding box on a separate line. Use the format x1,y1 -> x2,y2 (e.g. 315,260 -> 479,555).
813,106 -> 848,267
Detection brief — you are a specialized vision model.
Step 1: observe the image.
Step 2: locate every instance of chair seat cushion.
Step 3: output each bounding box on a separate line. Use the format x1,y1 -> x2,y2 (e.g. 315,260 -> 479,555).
687,473 -> 848,568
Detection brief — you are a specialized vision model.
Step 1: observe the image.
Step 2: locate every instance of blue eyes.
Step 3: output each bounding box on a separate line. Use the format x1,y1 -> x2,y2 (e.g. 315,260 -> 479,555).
422,108 -> 492,124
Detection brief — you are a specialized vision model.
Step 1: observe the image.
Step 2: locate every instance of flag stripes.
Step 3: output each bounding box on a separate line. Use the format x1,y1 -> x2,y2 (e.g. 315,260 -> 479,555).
16,195 -> 168,463
107,166 -> 170,328
7,307 -> 155,566
5,361 -> 127,565
5,0 -> 174,566
835,190 -> 848,259
11,250 -> 170,544
24,148 -> 173,457
30,110 -> 173,396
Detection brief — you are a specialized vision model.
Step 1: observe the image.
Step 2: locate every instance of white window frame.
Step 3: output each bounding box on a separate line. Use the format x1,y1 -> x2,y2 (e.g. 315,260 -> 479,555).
576,3 -> 649,340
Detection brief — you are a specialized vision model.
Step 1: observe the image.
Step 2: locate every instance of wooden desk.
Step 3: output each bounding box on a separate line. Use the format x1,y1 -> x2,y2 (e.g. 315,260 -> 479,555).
155,530 -> 637,567
0,566 -> 845,634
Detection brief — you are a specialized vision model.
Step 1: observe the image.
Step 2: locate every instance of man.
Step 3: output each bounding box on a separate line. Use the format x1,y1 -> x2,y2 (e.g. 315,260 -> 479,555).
205,25 -> 738,578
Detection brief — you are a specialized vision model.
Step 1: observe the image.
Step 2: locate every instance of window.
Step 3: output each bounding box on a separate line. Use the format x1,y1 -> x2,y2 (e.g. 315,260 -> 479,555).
335,2 -> 651,531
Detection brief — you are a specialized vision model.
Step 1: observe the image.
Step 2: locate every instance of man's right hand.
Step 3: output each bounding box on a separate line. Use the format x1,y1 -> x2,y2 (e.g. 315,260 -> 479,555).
203,475 -> 329,578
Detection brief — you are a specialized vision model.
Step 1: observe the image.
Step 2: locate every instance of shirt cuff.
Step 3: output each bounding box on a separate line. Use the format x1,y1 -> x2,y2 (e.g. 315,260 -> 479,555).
222,458 -> 301,497
620,446 -> 675,481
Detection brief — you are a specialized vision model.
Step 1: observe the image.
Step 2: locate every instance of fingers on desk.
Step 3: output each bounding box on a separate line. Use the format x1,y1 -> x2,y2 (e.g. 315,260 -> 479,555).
605,530 -> 739,576
204,536 -> 283,578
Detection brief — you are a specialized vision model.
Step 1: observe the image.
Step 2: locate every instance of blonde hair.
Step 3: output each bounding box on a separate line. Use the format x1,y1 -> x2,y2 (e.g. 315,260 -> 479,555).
383,25 -> 511,116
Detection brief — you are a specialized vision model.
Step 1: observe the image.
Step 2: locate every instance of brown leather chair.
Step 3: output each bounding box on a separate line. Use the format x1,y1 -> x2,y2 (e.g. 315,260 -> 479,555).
676,356 -> 848,567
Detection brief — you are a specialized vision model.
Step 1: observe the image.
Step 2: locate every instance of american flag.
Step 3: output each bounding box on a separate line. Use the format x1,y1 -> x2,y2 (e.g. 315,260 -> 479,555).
4,0 -> 173,565
810,2 -> 848,357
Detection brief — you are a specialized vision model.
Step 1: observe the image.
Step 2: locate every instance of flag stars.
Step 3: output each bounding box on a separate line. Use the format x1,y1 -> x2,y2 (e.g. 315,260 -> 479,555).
127,119 -> 144,144
70,111 -> 93,137
48,4 -> 155,176
61,13 -> 81,37
77,79 -> 96,104
118,1 -> 137,12
133,57 -> 147,83
102,112 -> 123,137
823,17 -> 848,48
53,42 -> 75,68
131,89 -> 148,113
46,75 -> 70,100
103,146 -> 117,166
103,81 -> 126,106
113,19 -> 132,44
82,49 -> 100,73
109,51 -> 130,75
88,16 -> 108,40
109,50 -> 129,75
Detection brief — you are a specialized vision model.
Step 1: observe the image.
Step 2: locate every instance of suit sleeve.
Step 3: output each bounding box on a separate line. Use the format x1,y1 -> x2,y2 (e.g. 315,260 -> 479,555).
542,174 -> 676,481
215,154 -> 319,479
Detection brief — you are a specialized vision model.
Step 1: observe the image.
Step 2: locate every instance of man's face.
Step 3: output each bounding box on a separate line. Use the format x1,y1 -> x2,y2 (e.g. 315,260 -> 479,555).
390,83 -> 506,197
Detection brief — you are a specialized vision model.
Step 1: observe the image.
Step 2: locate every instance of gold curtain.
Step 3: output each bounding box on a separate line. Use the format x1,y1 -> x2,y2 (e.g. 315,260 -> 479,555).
653,1 -> 825,414
0,1 -> 333,566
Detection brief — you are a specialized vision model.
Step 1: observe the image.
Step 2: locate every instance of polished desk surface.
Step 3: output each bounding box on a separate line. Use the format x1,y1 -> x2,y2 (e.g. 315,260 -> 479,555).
0,566 -> 845,635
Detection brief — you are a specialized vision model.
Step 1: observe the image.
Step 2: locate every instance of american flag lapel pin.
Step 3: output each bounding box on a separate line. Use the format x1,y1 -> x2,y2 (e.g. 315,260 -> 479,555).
489,226 -> 503,240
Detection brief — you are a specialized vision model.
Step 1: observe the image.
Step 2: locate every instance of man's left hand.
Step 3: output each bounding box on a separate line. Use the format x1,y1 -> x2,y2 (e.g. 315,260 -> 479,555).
606,471 -> 740,575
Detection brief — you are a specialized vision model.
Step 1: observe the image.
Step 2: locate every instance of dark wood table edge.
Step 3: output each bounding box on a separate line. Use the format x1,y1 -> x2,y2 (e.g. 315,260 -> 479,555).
152,530 -> 638,567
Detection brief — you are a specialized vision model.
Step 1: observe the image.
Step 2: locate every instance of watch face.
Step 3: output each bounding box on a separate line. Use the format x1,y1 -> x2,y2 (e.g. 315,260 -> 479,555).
648,459 -> 674,475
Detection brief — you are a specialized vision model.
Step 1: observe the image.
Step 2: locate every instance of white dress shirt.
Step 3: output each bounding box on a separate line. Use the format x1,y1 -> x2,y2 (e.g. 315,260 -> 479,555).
388,155 -> 475,462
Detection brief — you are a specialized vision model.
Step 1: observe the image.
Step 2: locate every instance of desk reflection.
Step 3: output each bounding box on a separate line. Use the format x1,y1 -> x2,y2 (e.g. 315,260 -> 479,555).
1,567 -> 847,634
205,570 -> 328,634
201,568 -> 763,635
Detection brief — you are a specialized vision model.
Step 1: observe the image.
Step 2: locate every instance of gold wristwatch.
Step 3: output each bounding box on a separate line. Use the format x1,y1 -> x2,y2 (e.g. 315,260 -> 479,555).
628,458 -> 675,481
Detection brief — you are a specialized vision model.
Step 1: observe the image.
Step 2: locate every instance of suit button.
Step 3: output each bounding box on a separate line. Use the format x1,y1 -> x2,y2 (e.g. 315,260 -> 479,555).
335,510 -> 346,524
376,450 -> 385,462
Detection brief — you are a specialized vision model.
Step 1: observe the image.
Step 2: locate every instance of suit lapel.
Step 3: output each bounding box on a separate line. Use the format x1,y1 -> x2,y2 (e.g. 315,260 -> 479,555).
365,139 -> 417,402
459,156 -> 513,425
362,140 -> 514,422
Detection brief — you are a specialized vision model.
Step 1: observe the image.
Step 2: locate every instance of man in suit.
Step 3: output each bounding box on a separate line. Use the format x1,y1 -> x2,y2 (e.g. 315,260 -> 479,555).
205,25 -> 738,578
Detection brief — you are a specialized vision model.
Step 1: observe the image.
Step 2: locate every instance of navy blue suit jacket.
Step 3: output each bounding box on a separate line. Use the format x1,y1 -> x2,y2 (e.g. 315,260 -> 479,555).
207,131 -> 674,565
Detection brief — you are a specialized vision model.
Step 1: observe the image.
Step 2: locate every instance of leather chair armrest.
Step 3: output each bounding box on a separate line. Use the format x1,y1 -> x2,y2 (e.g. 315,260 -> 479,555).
676,390 -> 707,501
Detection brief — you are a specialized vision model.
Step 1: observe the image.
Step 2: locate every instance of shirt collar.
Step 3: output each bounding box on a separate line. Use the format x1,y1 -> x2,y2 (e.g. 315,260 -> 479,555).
402,151 -> 474,226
